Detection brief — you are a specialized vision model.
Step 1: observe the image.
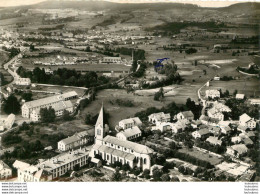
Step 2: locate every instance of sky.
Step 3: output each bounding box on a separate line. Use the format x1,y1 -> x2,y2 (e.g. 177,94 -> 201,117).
0,0 -> 256,8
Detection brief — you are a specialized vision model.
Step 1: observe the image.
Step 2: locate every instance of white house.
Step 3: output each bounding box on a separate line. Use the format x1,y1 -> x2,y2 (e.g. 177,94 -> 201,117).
239,113 -> 256,129
236,94 -> 245,100
0,160 -> 12,179
205,90 -> 220,99
192,128 -> 211,139
148,112 -> 170,124
206,136 -> 222,146
231,136 -> 242,144
176,111 -> 194,121
226,144 -> 248,158
116,126 -> 142,141
58,131 -> 91,151
208,108 -> 224,121
15,78 -> 31,86
13,160 -> 49,182
117,117 -> 142,131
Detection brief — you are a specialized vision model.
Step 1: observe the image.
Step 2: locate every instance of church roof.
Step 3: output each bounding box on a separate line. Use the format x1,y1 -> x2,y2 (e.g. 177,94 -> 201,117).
103,135 -> 153,154
95,104 -> 104,129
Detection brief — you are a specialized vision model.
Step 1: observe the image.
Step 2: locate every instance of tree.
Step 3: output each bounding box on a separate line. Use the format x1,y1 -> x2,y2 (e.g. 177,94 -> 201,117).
143,169 -> 150,179
40,107 -> 56,123
111,168 -> 121,181
62,110 -> 73,121
22,92 -> 32,102
152,167 -> 163,181
233,89 -> 238,96
161,174 -> 170,182
3,95 -> 20,114
154,87 -> 164,101
171,176 -> 180,182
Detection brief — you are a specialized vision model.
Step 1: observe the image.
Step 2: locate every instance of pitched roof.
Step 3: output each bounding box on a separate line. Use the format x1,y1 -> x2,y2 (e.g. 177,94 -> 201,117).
118,126 -> 141,138
103,135 -> 153,154
240,113 -> 252,123
180,111 -> 194,118
24,91 -> 76,109
0,160 -> 11,170
197,128 -> 211,136
230,144 -> 248,154
206,136 -> 222,145
33,100 -> 73,114
13,160 -> 30,170
95,104 -> 104,129
59,135 -> 80,145
62,91 -> 78,99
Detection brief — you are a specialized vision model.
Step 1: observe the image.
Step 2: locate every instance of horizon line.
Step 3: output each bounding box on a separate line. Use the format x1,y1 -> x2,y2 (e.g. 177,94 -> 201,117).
0,0 -> 258,8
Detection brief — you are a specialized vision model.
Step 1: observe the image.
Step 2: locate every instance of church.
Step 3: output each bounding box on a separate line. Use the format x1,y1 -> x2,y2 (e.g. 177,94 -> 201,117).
89,104 -> 153,170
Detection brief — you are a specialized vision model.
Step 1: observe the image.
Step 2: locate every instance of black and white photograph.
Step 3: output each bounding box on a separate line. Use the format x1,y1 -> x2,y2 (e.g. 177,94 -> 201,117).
0,0 -> 259,192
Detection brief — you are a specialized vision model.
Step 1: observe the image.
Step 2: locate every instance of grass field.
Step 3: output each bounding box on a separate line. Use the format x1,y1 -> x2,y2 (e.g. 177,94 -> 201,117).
80,89 -> 175,128
179,148 -> 223,166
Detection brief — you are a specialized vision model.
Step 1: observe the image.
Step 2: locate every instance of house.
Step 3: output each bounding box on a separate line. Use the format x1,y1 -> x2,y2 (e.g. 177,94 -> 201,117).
239,114 -> 256,129
58,130 -> 93,151
152,122 -> 173,132
15,78 -> 31,86
91,158 -> 102,168
117,117 -> 142,131
237,125 -> 248,133
0,160 -> 12,179
191,120 -> 202,129
199,115 -> 219,126
176,111 -> 194,121
213,102 -> 231,112
206,136 -> 222,146
148,112 -> 170,124
249,99 -> 260,105
90,105 -> 153,170
207,108 -> 224,121
192,128 -> 211,139
13,160 -> 50,182
101,57 -> 122,64
236,94 -> 245,100
209,126 -> 221,136
205,90 -> 220,99
171,120 -> 188,133
226,144 -> 248,158
116,126 -> 142,141
22,91 -> 77,120
231,136 -> 242,144
220,125 -> 232,134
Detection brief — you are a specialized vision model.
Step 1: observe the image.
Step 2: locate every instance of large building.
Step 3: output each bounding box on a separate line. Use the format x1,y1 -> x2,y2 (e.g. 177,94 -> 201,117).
15,78 -> 31,86
116,126 -> 142,141
101,57 -> 122,64
90,105 -> 153,170
21,91 -> 77,121
58,130 -> 94,151
13,148 -> 89,182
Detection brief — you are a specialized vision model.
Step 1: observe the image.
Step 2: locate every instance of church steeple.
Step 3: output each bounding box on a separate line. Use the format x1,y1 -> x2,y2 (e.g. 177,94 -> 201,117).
95,103 -> 104,144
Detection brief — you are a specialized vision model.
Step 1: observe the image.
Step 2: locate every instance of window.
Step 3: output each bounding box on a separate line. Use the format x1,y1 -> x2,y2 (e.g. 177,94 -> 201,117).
144,158 -> 146,164
118,146 -> 120,149
107,155 -> 109,160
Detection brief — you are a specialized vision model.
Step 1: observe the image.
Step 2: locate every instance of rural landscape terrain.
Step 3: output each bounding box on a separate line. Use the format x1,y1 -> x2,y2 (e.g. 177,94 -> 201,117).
0,0 -> 259,183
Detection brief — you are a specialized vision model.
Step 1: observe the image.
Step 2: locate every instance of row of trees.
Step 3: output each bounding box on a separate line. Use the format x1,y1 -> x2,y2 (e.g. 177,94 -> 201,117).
17,67 -> 110,88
